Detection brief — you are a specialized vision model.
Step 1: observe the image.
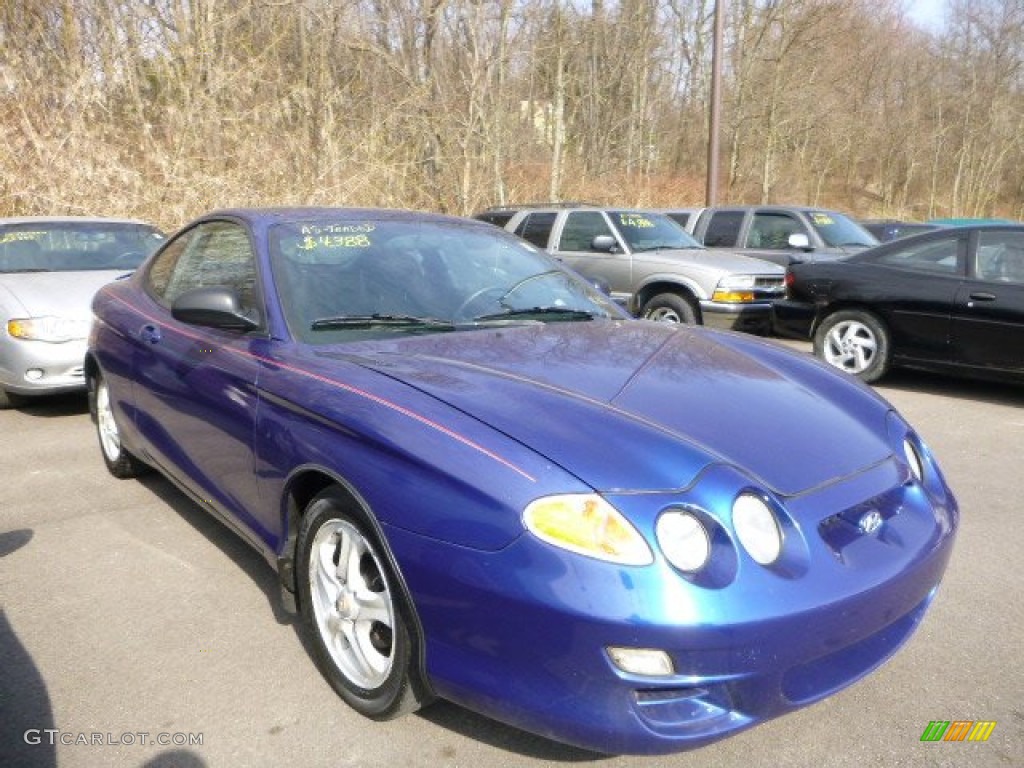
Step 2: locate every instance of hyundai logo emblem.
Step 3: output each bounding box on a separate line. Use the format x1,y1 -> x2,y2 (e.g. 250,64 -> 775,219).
859,510 -> 884,535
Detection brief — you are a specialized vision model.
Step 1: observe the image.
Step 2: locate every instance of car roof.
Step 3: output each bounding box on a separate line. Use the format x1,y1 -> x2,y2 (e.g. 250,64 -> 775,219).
202,207 -> 486,228
927,217 -> 1018,226
705,204 -> 841,214
0,216 -> 155,226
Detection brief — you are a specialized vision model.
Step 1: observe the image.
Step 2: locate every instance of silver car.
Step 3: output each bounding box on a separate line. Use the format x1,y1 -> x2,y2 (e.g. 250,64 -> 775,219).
478,205 -> 785,333
0,217 -> 165,408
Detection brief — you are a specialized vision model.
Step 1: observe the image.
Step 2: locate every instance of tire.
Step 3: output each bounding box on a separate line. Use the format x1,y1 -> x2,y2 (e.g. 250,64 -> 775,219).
641,292 -> 699,324
297,489 -> 426,720
0,389 -> 29,410
91,373 -> 148,478
814,309 -> 892,383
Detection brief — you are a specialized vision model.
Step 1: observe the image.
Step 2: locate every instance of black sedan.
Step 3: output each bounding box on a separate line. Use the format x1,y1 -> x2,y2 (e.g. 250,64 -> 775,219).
773,224 -> 1024,383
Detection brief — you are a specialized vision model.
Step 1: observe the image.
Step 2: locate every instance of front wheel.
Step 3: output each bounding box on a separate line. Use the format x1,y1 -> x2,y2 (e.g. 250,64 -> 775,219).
91,373 -> 147,478
297,489 -> 427,720
641,292 -> 699,324
814,309 -> 892,382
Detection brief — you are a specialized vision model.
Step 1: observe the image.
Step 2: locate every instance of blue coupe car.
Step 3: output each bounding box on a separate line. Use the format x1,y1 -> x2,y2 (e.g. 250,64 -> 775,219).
86,208 -> 958,755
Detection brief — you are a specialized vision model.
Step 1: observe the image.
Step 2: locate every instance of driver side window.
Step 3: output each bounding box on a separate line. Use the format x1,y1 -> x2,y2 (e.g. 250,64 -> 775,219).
558,212 -> 614,252
147,222 -> 259,313
749,213 -> 803,249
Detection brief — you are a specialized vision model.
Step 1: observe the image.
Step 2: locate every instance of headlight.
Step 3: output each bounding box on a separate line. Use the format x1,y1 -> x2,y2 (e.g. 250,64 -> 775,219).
656,509 -> 710,572
523,494 -> 652,565
713,275 -> 757,303
716,275 -> 756,291
904,438 -> 924,482
7,316 -> 90,343
732,494 -> 782,565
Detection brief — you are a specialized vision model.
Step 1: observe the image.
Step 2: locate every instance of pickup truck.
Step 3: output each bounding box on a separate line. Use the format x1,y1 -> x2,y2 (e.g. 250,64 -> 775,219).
676,205 -> 878,267
474,204 -> 785,333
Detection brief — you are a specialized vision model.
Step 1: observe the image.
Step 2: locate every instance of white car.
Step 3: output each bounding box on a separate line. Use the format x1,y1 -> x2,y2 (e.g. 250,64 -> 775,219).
0,217 -> 164,408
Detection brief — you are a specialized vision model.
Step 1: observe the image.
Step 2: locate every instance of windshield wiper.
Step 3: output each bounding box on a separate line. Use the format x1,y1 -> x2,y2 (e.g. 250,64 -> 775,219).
634,243 -> 699,252
472,307 -> 596,322
311,313 -> 455,330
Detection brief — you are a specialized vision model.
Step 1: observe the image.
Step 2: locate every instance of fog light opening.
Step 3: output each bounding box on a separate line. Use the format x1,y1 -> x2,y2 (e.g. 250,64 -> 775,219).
25,369 -> 44,381
607,647 -> 674,677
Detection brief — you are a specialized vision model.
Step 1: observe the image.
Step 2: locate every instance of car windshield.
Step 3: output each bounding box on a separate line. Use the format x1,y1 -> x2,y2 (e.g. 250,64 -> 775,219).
608,211 -> 703,252
270,218 -> 620,343
0,222 -> 165,273
805,211 -> 877,248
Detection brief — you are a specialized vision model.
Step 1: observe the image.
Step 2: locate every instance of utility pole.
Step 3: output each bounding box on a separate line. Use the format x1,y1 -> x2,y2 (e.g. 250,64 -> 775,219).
706,1 -> 725,206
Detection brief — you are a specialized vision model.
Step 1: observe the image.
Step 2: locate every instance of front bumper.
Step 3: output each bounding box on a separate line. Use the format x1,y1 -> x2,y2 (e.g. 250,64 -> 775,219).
0,335 -> 88,395
390,458 -> 958,755
699,300 -> 773,334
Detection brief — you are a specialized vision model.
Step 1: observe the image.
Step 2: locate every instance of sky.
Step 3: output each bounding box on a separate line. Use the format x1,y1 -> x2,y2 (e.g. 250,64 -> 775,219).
906,0 -> 947,30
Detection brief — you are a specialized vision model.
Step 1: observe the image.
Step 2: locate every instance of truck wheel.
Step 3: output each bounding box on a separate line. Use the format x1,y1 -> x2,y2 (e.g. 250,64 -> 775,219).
641,293 -> 699,324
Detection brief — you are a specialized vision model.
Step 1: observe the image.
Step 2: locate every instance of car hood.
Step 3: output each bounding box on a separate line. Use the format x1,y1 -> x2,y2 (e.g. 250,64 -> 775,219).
0,271 -> 130,318
632,247 -> 784,276
326,321 -> 892,497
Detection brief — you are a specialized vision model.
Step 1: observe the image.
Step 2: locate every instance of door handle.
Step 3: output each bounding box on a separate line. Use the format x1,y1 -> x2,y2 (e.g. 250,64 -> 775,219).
968,292 -> 996,301
139,324 -> 162,344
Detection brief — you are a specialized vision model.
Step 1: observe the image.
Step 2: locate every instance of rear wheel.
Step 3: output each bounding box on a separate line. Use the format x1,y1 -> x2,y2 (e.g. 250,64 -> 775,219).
297,489 -> 427,720
92,373 -> 147,478
814,309 -> 892,383
641,292 -> 699,324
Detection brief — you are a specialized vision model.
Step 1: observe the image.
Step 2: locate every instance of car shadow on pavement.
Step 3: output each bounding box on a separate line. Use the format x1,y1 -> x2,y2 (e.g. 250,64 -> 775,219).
876,368 -> 1024,406
140,748 -> 207,767
130,475 -> 609,760
416,701 -> 604,761
14,392 -> 89,418
135,473 -> 297,627
0,529 -> 57,768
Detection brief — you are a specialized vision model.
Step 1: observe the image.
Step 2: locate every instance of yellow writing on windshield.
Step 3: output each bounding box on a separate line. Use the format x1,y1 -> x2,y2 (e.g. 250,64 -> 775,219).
811,213 -> 834,226
298,234 -> 372,250
299,224 -> 375,235
619,214 -> 655,229
0,231 -> 45,244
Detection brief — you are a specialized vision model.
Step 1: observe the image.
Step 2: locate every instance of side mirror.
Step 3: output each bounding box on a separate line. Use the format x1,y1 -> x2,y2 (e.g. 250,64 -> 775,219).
591,235 -> 618,253
171,286 -> 260,331
788,232 -> 812,250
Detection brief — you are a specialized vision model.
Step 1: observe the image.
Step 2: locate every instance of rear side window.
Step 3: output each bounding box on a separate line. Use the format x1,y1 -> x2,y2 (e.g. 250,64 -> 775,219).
701,211 -> 744,247
514,212 -> 557,249
875,235 -> 961,274
474,210 -> 516,227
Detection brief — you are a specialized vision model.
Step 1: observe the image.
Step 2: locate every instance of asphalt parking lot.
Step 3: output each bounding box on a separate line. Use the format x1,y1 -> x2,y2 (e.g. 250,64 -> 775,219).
1,341 -> 1021,768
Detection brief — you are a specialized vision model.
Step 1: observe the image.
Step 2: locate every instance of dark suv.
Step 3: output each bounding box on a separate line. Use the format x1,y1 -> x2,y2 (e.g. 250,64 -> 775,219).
474,204 -> 785,333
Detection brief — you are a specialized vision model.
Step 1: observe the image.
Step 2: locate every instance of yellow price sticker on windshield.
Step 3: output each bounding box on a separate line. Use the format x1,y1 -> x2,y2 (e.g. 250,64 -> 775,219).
298,234 -> 372,250
811,213 -> 834,226
619,214 -> 655,228
0,231 -> 45,244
